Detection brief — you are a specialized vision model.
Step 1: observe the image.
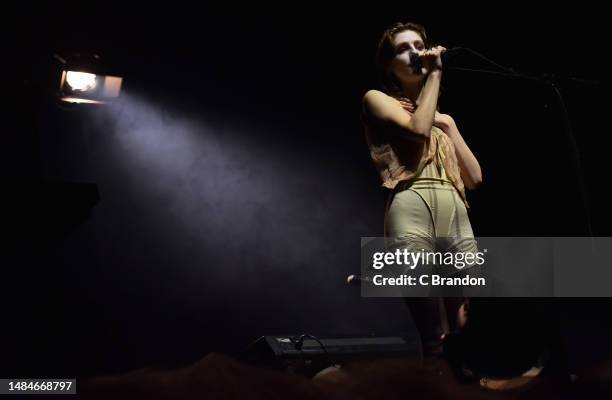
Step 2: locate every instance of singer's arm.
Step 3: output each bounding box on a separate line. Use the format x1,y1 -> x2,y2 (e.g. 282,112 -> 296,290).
435,114 -> 482,190
407,69 -> 442,136
363,90 -> 427,142
362,70 -> 443,142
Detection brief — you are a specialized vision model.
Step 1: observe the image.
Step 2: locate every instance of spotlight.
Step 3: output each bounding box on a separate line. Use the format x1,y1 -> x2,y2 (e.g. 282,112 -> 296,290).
55,53 -> 123,105
65,71 -> 97,92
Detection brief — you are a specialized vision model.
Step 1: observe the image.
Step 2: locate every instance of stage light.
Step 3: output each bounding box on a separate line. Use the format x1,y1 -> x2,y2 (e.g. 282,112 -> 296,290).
55,53 -> 123,105
59,71 -> 122,104
65,71 -> 97,91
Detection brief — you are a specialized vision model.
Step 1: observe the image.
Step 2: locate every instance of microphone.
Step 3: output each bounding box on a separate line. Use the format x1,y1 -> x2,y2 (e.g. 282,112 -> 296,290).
411,47 -> 463,69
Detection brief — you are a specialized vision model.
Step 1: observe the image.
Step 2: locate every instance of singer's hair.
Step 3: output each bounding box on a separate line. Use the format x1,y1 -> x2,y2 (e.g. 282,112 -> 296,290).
376,22 -> 430,96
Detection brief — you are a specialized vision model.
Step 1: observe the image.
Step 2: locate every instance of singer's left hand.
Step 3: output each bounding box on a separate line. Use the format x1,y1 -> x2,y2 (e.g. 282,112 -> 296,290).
397,98 -> 416,113
398,100 -> 454,131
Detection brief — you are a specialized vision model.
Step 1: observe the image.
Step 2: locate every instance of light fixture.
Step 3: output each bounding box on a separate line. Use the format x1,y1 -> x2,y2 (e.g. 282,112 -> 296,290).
55,53 -> 123,105
65,71 -> 97,92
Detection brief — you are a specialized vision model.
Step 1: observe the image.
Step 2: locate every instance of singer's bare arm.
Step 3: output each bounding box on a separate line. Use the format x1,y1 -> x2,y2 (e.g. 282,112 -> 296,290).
362,90 -> 426,142
362,70 -> 443,143
434,114 -> 482,190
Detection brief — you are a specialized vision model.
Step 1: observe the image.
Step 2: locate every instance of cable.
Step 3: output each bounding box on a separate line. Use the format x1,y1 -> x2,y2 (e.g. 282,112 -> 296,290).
455,47 -> 518,75
294,333 -> 329,356
549,82 -> 595,238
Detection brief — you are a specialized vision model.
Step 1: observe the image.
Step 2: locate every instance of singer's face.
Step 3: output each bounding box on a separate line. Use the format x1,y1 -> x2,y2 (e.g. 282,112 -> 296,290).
390,30 -> 427,79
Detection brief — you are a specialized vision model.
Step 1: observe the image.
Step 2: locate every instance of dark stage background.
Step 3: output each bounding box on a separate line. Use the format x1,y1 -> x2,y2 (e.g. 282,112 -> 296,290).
2,4 -> 610,377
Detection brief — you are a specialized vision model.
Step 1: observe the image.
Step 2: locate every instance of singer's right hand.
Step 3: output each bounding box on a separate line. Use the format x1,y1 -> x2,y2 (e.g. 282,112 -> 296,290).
420,46 -> 446,72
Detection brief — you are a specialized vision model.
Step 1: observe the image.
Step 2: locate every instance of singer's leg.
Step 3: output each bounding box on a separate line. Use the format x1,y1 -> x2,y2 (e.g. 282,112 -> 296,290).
387,189 -> 446,368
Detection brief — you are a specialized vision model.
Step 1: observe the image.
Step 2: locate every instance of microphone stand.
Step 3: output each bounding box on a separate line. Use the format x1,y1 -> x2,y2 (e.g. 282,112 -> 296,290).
445,48 -> 600,239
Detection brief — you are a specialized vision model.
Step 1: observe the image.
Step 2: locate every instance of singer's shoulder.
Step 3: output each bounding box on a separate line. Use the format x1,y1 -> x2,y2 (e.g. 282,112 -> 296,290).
363,89 -> 390,103
362,90 -> 398,111
362,90 -> 409,125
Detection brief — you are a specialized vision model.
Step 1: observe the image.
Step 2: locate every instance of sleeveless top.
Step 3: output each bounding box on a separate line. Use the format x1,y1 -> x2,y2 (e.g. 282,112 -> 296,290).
363,114 -> 469,210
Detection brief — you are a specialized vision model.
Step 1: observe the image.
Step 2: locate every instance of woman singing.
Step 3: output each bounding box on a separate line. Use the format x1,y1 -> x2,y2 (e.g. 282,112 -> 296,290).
362,22 -> 483,372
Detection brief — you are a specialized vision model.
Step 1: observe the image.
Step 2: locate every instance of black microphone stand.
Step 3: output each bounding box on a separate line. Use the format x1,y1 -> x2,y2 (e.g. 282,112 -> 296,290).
445,48 -> 600,239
